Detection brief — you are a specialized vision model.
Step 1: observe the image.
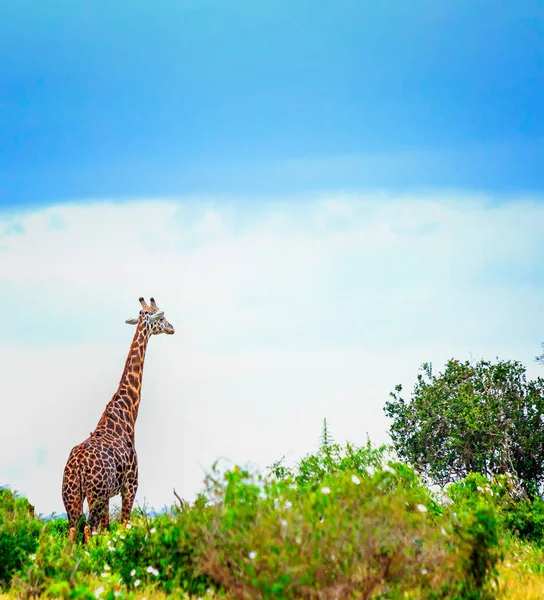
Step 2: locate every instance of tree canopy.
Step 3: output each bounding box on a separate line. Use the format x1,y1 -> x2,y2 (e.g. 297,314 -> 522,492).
384,358 -> 544,495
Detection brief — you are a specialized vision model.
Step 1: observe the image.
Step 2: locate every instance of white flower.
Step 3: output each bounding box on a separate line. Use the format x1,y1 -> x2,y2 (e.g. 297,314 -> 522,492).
130,569 -> 136,577
321,486 -> 331,495
101,573 -> 108,578
365,466 -> 375,476
150,527 -> 156,534
94,586 -> 105,598
249,551 -> 257,560
441,527 -> 447,536
285,500 -> 293,509
134,579 -> 141,587
295,536 -> 302,544
125,523 -> 132,529
146,566 -> 159,576
383,465 -> 396,474
421,569 -> 428,575
351,475 -> 361,485
104,564 -> 110,571
280,519 -> 287,527
119,534 -> 125,540
416,504 -> 428,513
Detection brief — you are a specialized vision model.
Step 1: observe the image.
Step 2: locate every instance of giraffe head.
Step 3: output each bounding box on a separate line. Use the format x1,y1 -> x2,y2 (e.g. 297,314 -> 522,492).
125,297 -> 175,335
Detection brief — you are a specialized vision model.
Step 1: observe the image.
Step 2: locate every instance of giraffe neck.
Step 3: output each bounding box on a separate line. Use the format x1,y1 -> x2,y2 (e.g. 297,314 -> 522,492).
94,320 -> 151,437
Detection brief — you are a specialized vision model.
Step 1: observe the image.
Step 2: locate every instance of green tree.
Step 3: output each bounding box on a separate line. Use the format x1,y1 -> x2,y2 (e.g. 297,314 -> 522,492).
384,358 -> 544,495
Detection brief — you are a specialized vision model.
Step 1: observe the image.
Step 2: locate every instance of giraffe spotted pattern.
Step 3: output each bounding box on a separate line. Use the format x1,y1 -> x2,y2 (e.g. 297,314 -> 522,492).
62,297 -> 174,542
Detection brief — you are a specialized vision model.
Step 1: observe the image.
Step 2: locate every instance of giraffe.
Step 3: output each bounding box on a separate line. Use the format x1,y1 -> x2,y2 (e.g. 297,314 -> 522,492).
62,297 -> 175,542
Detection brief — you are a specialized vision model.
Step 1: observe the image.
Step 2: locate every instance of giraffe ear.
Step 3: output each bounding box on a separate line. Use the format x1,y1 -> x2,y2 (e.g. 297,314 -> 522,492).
125,317 -> 139,325
149,310 -> 164,322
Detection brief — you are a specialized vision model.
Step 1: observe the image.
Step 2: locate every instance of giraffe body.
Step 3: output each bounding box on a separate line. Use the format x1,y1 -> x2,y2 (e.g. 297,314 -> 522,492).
62,297 -> 174,541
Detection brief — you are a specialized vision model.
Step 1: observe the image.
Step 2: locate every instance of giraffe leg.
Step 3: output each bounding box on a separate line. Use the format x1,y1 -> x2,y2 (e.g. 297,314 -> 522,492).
121,479 -> 138,525
86,496 -> 109,542
83,524 -> 91,545
100,503 -> 110,532
62,462 -> 84,544
68,526 -> 77,543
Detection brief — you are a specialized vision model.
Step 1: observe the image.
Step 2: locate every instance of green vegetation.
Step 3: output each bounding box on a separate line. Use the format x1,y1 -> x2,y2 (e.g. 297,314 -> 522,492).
3,356 -> 544,598
385,358 -> 544,495
0,488 -> 41,589
2,448 -> 503,599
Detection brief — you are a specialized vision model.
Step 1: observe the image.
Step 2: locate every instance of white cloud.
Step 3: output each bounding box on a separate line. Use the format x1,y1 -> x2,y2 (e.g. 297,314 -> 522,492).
0,192 -> 543,515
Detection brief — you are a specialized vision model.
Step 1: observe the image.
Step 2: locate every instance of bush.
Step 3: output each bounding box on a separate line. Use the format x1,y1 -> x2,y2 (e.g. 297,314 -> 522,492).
268,423 -> 389,490
11,499 -> 218,599
198,461 -> 501,599
0,488 -> 42,589
3,439 -> 505,599
447,472 -> 544,545
502,499 -> 544,544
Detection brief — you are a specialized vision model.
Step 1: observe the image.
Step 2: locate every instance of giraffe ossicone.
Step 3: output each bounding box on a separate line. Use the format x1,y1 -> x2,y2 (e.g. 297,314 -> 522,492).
61,296 -> 175,543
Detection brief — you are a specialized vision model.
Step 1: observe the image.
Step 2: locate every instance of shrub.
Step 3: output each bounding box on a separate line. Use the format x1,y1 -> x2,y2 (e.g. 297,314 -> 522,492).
0,488 -> 42,589
502,498 -> 544,543
198,462 -> 501,599
447,472 -> 544,544
11,498 -> 218,599
269,427 -> 389,490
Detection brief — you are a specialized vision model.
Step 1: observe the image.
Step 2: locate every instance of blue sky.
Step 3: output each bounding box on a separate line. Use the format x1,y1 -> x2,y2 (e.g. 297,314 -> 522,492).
1,2 -> 544,514
2,1 -> 544,207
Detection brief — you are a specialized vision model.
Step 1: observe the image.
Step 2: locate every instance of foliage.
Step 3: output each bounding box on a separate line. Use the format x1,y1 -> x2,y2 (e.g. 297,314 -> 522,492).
447,473 -> 521,512
496,537 -> 544,600
10,500 -> 217,599
2,448 -> 506,600
502,498 -> 544,544
268,419 -> 390,490
385,358 -> 544,493
446,472 -> 544,546
0,489 -> 42,589
10,421 -> 544,598
199,459 -> 501,599
450,495 -> 502,599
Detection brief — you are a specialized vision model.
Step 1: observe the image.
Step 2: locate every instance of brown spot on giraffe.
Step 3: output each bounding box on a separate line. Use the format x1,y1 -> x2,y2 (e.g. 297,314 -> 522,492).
62,297 -> 174,543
